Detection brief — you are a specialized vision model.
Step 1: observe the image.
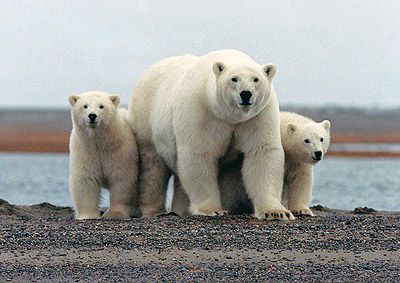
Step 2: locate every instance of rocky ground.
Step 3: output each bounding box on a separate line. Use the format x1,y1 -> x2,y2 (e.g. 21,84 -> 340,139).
0,199 -> 399,282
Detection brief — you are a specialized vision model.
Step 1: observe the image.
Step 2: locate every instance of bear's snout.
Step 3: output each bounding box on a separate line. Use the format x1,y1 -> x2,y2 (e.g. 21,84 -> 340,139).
88,113 -> 97,123
239,90 -> 253,105
314,151 -> 322,160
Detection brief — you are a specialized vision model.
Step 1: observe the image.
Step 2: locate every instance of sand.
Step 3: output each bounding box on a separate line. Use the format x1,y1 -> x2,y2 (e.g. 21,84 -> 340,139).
0,199 -> 399,282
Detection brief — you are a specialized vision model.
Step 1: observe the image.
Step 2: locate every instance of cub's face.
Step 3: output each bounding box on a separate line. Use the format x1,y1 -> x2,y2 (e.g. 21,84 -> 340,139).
285,121 -> 331,164
213,62 -> 276,122
69,91 -> 120,129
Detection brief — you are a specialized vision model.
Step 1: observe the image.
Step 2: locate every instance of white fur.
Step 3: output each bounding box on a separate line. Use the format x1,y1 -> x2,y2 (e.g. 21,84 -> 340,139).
69,91 -> 139,220
129,49 -> 292,220
172,112 -> 331,218
280,112 -> 331,216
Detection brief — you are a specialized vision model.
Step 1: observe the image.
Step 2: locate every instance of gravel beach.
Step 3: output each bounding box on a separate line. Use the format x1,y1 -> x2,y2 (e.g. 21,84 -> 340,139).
0,199 -> 399,282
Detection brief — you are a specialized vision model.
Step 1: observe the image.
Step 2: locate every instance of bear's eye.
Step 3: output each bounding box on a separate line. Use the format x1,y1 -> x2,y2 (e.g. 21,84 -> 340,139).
254,78 -> 259,82
99,105 -> 104,109
231,77 -> 237,82
304,139 -> 310,144
83,105 -> 88,109
320,138 -> 324,142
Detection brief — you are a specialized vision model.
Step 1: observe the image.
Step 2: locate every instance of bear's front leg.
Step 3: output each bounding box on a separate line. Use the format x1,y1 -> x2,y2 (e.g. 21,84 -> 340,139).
177,149 -> 226,216
70,174 -> 101,220
242,146 -> 295,220
286,164 -> 314,217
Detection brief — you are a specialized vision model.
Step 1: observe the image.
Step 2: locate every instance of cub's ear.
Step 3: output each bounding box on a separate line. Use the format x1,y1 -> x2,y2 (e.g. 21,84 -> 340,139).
263,63 -> 276,80
286,123 -> 297,133
213,62 -> 226,77
109,94 -> 120,106
321,120 -> 331,132
69,94 -> 80,106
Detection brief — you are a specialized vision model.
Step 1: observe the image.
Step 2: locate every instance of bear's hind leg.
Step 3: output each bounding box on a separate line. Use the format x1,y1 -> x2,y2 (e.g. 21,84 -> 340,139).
103,177 -> 139,219
171,176 -> 191,216
138,143 -> 170,217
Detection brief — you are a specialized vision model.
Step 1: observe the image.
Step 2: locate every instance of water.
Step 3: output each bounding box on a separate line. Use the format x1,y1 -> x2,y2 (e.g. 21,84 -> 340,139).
313,157 -> 400,210
330,143 -> 400,153
0,153 -> 110,208
0,153 -> 399,211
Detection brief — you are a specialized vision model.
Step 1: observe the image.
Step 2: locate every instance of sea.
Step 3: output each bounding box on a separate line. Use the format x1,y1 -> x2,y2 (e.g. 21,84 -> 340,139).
0,151 -> 399,211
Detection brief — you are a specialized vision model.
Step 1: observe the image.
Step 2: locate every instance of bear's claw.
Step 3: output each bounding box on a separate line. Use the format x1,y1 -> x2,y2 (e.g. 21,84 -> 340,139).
256,209 -> 295,220
291,208 -> 315,217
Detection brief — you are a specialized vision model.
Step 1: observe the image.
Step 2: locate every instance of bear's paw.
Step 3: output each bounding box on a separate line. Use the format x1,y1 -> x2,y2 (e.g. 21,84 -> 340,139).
253,209 -> 295,221
191,208 -> 228,217
77,213 -> 101,220
290,208 -> 315,217
102,209 -> 131,219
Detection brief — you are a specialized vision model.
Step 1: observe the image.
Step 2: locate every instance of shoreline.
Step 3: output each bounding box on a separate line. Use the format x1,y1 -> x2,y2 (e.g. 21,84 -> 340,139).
0,199 -> 399,281
1,133 -> 400,157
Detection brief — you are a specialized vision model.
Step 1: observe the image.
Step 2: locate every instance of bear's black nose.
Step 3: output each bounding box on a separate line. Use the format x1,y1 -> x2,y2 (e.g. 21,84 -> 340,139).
239,90 -> 252,105
315,151 -> 322,160
88,113 -> 97,122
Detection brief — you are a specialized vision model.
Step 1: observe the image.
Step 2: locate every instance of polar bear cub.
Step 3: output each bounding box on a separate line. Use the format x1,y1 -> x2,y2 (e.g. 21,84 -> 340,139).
129,49 -> 293,220
69,91 -> 139,220
171,111 -> 331,217
280,111 -> 330,216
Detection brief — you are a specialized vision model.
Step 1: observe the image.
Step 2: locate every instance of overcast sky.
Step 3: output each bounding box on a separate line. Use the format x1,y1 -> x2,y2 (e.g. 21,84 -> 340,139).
1,0 -> 399,108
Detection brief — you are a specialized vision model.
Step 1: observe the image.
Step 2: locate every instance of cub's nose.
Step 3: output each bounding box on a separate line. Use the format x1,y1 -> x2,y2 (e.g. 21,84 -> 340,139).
239,90 -> 252,105
88,113 -> 97,123
314,151 -> 322,160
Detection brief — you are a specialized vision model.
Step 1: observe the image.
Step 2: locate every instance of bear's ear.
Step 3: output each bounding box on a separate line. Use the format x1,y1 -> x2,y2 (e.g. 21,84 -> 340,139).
109,94 -> 120,106
69,94 -> 80,106
213,62 -> 226,77
263,63 -> 276,80
286,123 -> 297,134
321,120 -> 331,132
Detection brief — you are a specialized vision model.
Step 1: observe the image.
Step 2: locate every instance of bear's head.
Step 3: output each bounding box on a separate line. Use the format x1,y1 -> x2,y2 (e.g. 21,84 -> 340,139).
212,61 -> 276,122
69,91 -> 120,130
284,120 -> 331,164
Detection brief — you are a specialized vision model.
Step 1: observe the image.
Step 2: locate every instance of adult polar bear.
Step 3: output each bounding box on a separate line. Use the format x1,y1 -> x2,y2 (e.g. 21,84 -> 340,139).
128,50 -> 294,220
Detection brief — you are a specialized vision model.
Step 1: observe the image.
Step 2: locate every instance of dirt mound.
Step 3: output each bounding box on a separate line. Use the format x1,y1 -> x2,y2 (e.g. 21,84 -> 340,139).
353,206 -> 377,214
0,199 -> 74,220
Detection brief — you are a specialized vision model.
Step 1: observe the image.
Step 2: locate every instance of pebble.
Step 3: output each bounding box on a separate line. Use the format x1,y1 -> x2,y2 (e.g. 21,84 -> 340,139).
0,200 -> 399,281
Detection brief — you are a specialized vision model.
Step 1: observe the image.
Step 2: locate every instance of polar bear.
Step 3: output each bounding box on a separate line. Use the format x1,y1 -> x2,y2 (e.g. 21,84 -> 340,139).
69,91 -> 139,220
172,112 -> 331,217
279,112 -> 331,216
128,49 -> 294,220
